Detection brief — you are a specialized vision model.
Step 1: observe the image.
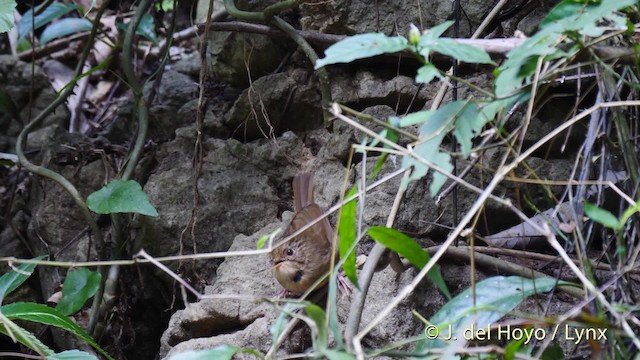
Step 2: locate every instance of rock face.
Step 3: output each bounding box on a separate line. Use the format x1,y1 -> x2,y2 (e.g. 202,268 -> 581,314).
224,70 -> 321,141
141,130 -> 317,284
206,31 -> 291,87
0,56 -> 70,151
300,0 -> 495,36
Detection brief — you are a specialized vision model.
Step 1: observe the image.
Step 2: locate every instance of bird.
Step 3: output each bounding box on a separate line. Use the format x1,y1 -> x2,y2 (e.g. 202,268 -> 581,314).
271,172 -> 336,296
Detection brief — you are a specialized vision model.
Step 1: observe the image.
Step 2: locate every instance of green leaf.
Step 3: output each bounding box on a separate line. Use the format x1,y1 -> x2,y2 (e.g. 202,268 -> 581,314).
414,276 -> 557,353
365,123 -> 400,185
136,14 -> 158,46
540,0 -> 631,34
315,33 -> 408,69
18,3 -> 79,41
338,186 -> 359,288
495,0 -> 636,97
304,304 -> 328,350
368,227 -> 451,299
40,18 -> 92,44
584,202 -> 620,230
256,235 -> 268,250
399,110 -> 433,127
59,59 -> 109,93
540,0 -> 589,28
156,0 -> 176,11
48,350 -> 98,360
83,0 -> 97,14
1,302 -> 113,360
418,20 -> 492,65
166,346 -> 241,360
415,64 -> 442,84
270,303 -> 303,345
619,202 -> 640,228
540,342 -> 564,360
0,0 -> 16,33
0,256 -> 45,304
429,38 -> 495,65
257,228 -> 280,250
419,21 -> 454,46
117,14 -> 158,46
402,101 -> 470,195
87,179 -> 159,216
0,312 -> 54,355
326,269 -> 345,350
451,101 -> 485,157
504,336 -> 528,360
322,349 -> 356,360
55,268 -> 101,315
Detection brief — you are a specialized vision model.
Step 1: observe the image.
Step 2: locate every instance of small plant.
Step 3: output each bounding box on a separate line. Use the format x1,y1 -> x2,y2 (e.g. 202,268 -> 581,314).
0,259 -> 112,359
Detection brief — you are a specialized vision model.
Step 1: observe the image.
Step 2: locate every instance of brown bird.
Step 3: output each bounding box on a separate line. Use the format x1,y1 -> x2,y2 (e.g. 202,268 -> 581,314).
271,173 -> 336,296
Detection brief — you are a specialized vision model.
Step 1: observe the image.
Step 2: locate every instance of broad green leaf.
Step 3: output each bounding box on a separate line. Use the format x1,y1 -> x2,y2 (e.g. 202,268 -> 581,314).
402,101 -> 469,195
322,349 -> 356,360
304,304 -> 327,350
338,186 -> 359,288
0,256 -> 45,304
116,14 -> 159,46
584,202 -> 620,230
414,276 -> 557,354
55,268 -> 101,315
419,21 -> 454,46
541,0 -> 632,34
416,64 -> 442,84
0,312 -> 53,355
1,302 -> 113,360
399,110 -> 433,127
87,179 -> 159,216
402,142 -> 450,196
0,0 -> 16,33
166,346 -> 242,360
495,0 -> 635,97
540,1 -> 589,28
48,350 -> 98,360
419,21 -> 494,65
315,33 -> 408,69
452,101 -> 485,157
136,14 -> 158,46
368,227 -> 451,299
494,30 -> 562,97
40,18 -> 92,44
430,38 -> 495,65
18,3 -> 78,41
478,94 -> 528,126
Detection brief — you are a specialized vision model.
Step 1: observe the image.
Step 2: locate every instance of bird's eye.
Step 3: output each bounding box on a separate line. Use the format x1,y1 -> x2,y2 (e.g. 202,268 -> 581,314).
286,248 -> 294,256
